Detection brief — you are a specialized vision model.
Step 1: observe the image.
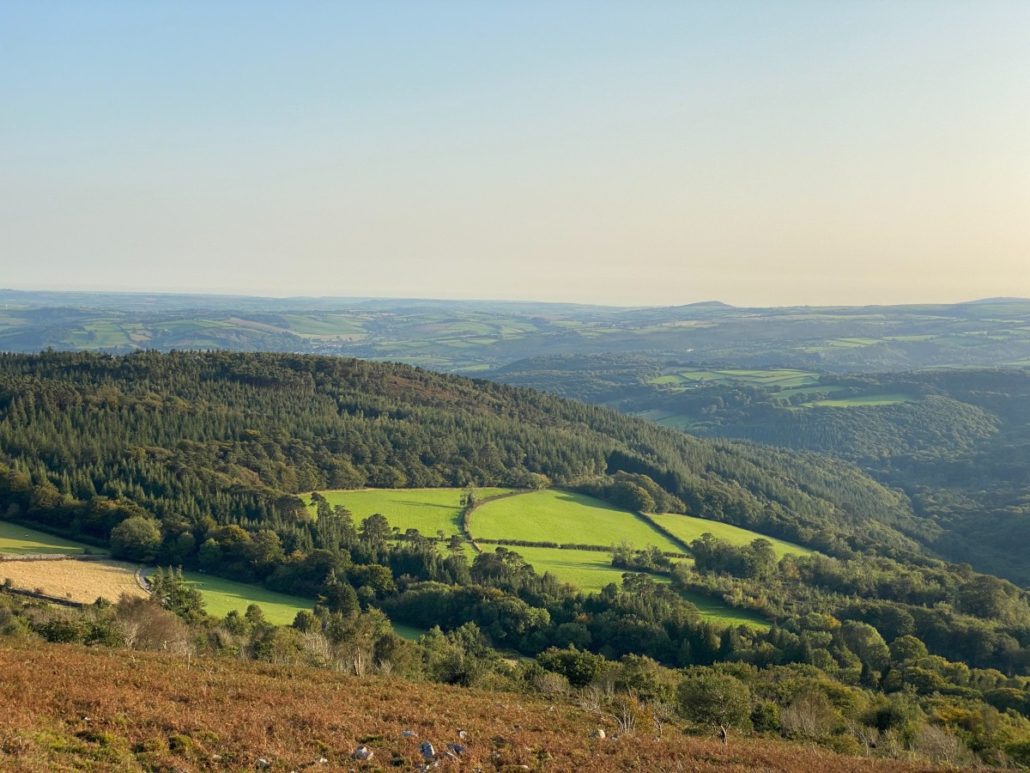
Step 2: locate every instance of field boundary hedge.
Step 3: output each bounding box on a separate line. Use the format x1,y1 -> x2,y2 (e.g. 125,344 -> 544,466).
637,511 -> 694,554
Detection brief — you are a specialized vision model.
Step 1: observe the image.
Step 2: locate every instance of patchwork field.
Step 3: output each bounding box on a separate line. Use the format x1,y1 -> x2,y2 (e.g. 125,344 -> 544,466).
307,487 -> 512,536
648,514 -> 814,559
0,558 -> 146,604
469,490 -> 684,553
0,521 -> 104,556
1,489 -> 774,629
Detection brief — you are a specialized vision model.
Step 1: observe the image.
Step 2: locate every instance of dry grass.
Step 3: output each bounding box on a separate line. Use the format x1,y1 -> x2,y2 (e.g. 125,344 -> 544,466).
0,643 -> 937,772
0,559 -> 146,604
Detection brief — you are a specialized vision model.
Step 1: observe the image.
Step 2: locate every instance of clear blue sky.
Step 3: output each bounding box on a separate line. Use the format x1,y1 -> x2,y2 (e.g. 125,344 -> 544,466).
2,1 -> 1028,305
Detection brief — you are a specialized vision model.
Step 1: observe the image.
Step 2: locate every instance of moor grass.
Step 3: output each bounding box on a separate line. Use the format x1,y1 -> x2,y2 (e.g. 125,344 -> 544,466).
0,643 -> 925,772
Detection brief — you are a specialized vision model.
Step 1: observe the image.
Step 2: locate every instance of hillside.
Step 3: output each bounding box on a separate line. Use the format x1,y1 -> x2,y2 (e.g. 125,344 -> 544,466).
0,642 -> 929,772
0,350 -> 927,558
2,351 -> 1029,768
496,356 -> 1030,585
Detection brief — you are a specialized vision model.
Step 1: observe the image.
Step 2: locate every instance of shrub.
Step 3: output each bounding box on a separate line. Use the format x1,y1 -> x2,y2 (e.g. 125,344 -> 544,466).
676,668 -> 751,728
110,516 -> 162,562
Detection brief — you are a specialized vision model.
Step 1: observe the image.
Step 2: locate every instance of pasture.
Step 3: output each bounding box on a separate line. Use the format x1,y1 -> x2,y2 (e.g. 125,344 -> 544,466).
678,589 -> 771,629
0,520 -> 103,556
469,490 -> 684,553
647,368 -> 819,391
0,558 -> 145,604
492,545 -> 767,627
307,487 -> 512,536
181,571 -> 313,626
647,513 -> 814,559
497,545 -> 661,593
804,393 -> 914,408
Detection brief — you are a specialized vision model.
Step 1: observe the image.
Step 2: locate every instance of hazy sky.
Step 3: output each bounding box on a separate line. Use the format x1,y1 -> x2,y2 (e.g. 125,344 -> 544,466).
2,1 -> 1029,306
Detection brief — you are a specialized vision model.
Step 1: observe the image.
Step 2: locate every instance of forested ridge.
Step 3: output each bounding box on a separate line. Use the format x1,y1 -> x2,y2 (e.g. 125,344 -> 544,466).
0,350 -> 924,558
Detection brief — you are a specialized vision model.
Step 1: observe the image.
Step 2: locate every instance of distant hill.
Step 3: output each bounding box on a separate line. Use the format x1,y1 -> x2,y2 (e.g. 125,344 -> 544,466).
4,290 -> 1030,372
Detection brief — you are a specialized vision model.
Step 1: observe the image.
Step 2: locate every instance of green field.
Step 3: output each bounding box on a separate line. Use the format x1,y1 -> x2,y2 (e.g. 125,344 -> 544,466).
499,545 -> 662,593
804,393 -> 914,408
307,487 -> 513,536
391,623 -> 428,641
648,368 -> 819,391
648,513 -> 814,559
469,490 -> 684,553
181,571 -> 313,626
678,589 -> 770,629
493,546 -> 766,627
0,521 -> 104,556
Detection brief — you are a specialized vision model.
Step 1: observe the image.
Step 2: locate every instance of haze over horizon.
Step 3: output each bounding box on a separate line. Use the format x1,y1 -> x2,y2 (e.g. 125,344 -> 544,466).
3,1 -> 1029,306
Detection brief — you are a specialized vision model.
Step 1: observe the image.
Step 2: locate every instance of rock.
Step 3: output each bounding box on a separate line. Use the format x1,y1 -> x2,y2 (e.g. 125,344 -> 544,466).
401,729 -> 417,739
351,745 -> 374,761
591,728 -> 606,739
316,757 -> 329,765
457,729 -> 468,740
446,743 -> 467,757
256,759 -> 271,769
420,741 -> 436,760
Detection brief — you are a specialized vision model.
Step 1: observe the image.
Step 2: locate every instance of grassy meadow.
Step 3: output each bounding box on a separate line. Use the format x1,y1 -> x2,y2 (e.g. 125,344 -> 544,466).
180,571 -> 313,626
0,520 -> 104,556
495,545 -> 665,593
648,513 -> 814,559
469,489 -> 683,553
306,487 -> 512,536
804,393 -> 915,408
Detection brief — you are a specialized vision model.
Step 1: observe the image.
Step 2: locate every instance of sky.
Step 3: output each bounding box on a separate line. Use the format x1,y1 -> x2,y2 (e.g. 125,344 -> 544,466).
2,1 -> 1029,307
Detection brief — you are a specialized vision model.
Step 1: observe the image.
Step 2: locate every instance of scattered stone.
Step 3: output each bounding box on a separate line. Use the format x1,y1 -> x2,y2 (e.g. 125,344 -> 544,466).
457,729 -> 468,740
420,741 -> 436,760
446,743 -> 467,757
316,757 -> 329,765
351,745 -> 374,761
256,759 -> 271,769
591,728 -> 606,739
401,729 -> 417,739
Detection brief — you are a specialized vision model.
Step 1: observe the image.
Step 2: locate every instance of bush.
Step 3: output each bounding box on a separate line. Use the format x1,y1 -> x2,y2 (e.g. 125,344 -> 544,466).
110,516 -> 162,562
676,668 -> 752,728
537,646 -> 609,688
751,700 -> 781,733
780,692 -> 837,739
